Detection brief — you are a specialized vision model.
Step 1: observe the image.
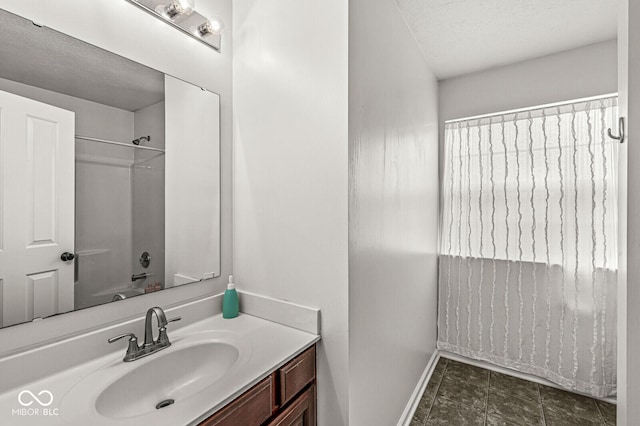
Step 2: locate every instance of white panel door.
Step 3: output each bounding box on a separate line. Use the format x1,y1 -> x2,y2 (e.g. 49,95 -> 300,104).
0,90 -> 75,327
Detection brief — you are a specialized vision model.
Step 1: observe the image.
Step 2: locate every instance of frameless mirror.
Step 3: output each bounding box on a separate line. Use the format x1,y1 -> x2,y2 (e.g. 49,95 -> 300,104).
0,9 -> 221,328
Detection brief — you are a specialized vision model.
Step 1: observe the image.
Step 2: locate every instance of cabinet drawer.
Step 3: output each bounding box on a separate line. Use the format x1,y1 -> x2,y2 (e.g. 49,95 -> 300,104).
199,376 -> 273,426
279,346 -> 316,406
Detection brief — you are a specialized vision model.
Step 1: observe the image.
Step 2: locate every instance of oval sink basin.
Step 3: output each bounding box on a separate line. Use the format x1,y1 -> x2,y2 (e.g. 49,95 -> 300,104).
96,341 -> 238,419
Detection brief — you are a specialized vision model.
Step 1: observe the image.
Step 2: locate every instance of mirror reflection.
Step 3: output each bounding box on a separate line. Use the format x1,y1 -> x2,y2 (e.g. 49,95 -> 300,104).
0,9 -> 221,328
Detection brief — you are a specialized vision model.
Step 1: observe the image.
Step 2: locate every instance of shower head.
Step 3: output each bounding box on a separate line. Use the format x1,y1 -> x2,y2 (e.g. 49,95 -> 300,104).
132,135 -> 151,146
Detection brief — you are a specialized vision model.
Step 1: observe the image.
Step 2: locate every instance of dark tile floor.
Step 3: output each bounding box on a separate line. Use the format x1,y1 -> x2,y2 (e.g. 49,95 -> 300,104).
410,357 -> 616,426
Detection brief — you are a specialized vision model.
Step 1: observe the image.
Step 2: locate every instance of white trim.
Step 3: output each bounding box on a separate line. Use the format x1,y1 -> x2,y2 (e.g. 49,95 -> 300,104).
397,351 -> 440,426
445,92 -> 618,124
439,350 -> 617,405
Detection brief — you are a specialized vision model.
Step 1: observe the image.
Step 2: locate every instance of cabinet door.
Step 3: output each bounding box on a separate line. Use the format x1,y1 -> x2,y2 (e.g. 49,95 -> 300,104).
279,346 -> 316,406
267,385 -> 315,426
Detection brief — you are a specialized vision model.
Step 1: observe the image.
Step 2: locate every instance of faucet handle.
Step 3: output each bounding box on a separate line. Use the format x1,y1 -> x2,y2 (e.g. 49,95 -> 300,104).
157,317 -> 181,346
108,333 -> 140,362
108,333 -> 138,344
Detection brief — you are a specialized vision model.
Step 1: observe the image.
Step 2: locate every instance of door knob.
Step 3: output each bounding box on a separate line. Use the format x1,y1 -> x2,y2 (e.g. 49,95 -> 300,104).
60,252 -> 75,262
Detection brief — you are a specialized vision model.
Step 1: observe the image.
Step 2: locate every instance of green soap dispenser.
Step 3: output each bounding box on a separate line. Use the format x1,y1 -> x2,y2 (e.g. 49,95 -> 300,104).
222,275 -> 239,319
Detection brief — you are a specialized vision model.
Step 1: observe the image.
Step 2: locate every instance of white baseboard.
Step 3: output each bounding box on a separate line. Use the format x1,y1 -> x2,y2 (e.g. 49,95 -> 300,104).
439,350 -> 617,405
397,350 -> 440,426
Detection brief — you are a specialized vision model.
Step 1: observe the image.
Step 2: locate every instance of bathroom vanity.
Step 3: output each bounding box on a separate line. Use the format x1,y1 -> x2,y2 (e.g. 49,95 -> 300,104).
199,345 -> 316,426
0,307 -> 319,426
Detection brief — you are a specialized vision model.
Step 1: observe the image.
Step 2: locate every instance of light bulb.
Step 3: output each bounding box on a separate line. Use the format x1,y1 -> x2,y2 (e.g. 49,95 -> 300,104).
156,0 -> 195,19
175,0 -> 195,14
197,17 -> 224,36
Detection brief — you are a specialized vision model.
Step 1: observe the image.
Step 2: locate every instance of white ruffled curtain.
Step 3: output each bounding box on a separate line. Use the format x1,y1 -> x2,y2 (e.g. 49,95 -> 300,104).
437,97 -> 618,397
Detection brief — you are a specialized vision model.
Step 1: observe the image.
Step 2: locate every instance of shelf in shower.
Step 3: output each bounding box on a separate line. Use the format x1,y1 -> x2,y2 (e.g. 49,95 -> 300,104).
75,136 -> 165,153
75,135 -> 165,168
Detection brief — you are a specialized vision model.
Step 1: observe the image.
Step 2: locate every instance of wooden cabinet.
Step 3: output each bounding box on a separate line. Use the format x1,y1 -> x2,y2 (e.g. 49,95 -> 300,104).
199,376 -> 274,426
279,346 -> 315,406
198,344 -> 316,426
267,385 -> 315,426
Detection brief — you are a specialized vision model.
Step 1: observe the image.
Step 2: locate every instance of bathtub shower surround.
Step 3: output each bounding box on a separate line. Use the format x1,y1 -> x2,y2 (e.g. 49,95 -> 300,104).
437,96 -> 619,397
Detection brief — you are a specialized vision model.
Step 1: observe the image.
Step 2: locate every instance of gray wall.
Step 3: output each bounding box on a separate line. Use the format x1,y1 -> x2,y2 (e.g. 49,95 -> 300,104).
232,1 -> 349,425
348,0 -> 440,424
439,40 -> 617,122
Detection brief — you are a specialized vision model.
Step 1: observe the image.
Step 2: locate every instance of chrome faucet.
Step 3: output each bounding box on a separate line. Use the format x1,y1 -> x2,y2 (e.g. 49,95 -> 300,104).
108,306 -> 181,362
144,306 -> 168,347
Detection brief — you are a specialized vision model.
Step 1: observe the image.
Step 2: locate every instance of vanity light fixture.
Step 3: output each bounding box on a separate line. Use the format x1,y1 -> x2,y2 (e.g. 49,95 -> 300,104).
124,0 -> 223,51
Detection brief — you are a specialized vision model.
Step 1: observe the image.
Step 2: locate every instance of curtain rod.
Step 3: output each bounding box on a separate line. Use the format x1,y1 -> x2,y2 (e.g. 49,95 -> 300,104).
445,92 -> 618,124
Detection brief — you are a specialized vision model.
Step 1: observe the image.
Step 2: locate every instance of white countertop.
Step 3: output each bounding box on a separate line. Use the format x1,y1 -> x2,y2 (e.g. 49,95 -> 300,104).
0,313 -> 319,426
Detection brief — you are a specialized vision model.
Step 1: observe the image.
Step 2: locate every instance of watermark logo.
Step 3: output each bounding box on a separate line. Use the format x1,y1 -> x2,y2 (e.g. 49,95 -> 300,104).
18,390 -> 53,407
12,390 -> 59,417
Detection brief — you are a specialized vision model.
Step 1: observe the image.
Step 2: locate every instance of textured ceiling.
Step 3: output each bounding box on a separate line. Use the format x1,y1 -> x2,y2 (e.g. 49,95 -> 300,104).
0,9 -> 164,112
394,0 -> 618,80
